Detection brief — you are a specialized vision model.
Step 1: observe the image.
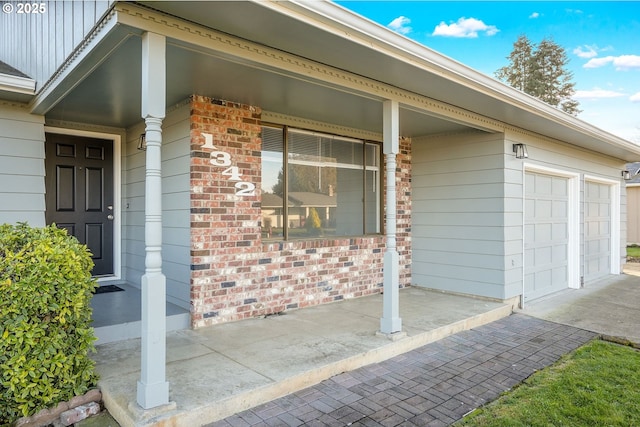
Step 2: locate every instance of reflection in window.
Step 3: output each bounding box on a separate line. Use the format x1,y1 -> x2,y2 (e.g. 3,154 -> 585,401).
261,125 -> 381,240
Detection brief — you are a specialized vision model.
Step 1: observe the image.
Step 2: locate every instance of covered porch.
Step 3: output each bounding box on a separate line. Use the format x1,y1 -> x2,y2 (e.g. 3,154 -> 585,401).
93,286 -> 515,426
36,1 -> 497,412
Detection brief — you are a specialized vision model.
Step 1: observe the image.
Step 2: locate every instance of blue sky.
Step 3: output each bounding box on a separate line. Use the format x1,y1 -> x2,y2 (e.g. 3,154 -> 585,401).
336,1 -> 640,142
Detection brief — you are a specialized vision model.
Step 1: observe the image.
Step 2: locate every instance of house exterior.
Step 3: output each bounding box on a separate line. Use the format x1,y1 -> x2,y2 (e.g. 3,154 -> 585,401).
2,0 -> 639,410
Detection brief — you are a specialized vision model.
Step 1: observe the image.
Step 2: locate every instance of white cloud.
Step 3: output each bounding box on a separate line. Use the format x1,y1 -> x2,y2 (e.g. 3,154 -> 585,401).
584,55 -> 640,70
573,45 -> 599,59
432,17 -> 499,38
388,16 -> 412,35
584,57 -> 614,68
574,88 -> 626,99
529,12 -> 540,19
631,92 -> 640,102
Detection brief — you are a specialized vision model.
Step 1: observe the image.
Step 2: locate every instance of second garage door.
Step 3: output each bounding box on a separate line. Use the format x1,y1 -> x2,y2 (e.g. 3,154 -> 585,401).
524,171 -> 570,301
584,181 -> 612,282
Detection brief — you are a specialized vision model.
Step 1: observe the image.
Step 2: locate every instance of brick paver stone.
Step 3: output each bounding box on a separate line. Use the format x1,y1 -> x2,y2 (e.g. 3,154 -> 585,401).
209,314 -> 597,427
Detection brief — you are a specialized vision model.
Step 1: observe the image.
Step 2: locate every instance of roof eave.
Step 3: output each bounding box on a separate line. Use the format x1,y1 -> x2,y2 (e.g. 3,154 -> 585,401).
265,0 -> 640,160
0,73 -> 36,102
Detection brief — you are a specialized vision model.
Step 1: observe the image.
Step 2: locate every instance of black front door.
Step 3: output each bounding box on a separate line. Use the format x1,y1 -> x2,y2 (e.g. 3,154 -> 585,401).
45,133 -> 114,276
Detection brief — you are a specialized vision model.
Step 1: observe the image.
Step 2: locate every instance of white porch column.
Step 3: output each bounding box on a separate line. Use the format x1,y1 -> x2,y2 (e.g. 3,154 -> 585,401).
380,100 -> 402,335
137,31 -> 169,409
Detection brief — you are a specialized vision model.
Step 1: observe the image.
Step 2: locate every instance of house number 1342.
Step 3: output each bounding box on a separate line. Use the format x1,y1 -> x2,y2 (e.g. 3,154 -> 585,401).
202,133 -> 256,196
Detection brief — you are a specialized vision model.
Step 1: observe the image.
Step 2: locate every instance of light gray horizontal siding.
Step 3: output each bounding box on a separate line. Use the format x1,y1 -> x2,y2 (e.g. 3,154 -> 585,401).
0,104 -> 45,226
0,1 -> 113,84
411,131 -> 509,299
122,104 -> 191,309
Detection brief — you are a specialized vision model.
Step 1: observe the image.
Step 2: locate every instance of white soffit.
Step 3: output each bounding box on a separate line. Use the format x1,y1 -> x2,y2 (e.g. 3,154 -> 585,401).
34,0 -> 640,160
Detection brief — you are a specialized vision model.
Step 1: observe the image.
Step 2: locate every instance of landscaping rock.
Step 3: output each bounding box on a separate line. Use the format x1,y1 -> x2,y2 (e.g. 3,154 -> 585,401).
15,401 -> 69,427
59,402 -> 101,426
14,389 -> 102,427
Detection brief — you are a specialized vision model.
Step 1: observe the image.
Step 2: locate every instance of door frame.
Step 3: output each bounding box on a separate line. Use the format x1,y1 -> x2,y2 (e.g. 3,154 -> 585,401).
584,174 -> 621,276
45,126 -> 122,281
523,164 -> 581,295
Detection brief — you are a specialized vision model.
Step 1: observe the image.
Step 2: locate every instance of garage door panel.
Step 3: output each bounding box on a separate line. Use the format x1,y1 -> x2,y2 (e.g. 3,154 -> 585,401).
599,203 -> 609,216
524,171 -> 569,301
537,200 -> 552,217
584,181 -> 612,282
535,246 -> 552,264
553,200 -> 567,217
584,182 -> 611,275
552,178 -> 567,196
535,223 -> 552,241
552,223 -> 567,239
552,266 -> 567,283
537,270 -> 551,287
553,244 -> 567,262
536,175 -> 552,193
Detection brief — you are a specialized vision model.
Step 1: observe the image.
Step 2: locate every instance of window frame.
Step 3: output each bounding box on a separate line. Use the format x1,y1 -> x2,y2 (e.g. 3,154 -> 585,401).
261,123 -> 382,241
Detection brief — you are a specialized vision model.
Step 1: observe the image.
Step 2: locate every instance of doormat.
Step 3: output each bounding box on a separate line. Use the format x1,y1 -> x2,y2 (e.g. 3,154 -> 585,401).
94,285 -> 124,294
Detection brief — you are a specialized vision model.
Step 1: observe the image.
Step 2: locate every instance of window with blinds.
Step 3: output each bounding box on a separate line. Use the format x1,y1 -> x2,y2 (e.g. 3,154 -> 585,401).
261,125 -> 381,240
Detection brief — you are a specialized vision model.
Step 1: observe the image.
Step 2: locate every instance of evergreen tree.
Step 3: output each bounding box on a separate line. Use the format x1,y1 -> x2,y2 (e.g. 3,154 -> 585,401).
495,35 -> 533,92
495,35 -> 581,116
305,207 -> 322,235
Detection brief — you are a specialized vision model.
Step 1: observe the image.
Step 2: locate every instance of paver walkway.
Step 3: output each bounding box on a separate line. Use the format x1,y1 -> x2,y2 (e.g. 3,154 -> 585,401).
209,314 -> 597,427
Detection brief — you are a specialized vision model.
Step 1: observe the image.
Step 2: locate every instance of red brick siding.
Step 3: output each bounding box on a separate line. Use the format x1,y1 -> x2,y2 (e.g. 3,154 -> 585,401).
189,95 -> 411,328
397,137 -> 412,285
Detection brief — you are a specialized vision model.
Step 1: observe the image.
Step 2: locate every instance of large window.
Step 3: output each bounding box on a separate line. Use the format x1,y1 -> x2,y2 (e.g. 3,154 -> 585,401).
261,125 -> 381,240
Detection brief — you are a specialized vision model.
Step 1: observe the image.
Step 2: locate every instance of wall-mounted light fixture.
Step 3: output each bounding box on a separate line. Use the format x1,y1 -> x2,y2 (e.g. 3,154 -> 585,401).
623,168 -> 640,181
137,133 -> 146,151
513,143 -> 528,159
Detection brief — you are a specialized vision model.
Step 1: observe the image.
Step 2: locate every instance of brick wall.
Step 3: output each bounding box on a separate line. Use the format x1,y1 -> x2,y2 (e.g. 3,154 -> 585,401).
397,137 -> 412,285
189,95 -> 411,328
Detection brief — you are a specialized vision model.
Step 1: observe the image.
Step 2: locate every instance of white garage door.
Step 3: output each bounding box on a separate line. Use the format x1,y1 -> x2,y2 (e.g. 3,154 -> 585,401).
584,181 -> 611,282
524,172 -> 569,301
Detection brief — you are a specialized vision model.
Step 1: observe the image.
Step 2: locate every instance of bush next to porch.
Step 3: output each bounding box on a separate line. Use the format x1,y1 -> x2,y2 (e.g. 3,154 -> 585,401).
0,223 -> 99,426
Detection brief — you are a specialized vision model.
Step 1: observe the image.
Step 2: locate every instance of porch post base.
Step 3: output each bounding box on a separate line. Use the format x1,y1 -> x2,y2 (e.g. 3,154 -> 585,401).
380,250 -> 402,335
376,330 -> 407,341
135,380 -> 171,411
137,272 -> 168,409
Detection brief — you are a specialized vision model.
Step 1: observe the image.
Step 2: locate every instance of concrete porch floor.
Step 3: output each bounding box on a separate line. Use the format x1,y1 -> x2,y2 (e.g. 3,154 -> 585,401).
93,287 -> 516,427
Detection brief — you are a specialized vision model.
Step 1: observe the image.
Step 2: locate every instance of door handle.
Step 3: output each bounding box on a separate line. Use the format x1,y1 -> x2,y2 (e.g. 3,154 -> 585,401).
107,214 -> 114,220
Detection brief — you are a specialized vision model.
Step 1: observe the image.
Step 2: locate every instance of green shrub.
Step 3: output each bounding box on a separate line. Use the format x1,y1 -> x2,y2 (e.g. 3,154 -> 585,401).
0,223 -> 99,425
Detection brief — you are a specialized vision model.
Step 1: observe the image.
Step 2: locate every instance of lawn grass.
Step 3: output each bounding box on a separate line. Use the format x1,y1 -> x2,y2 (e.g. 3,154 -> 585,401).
456,340 -> 640,426
627,246 -> 640,257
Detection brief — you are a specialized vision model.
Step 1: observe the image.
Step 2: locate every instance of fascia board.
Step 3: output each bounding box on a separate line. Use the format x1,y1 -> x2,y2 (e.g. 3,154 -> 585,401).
0,73 -> 36,95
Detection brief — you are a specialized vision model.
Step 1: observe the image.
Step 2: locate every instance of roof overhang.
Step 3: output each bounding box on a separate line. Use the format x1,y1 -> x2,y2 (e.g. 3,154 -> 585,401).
29,0 -> 640,161
0,73 -> 36,102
